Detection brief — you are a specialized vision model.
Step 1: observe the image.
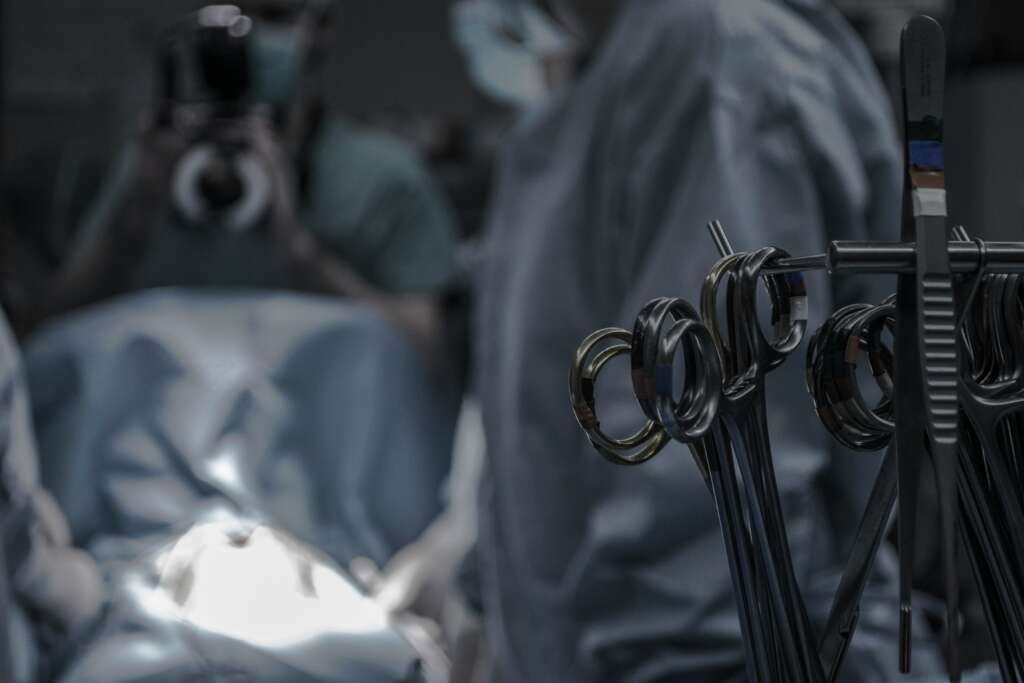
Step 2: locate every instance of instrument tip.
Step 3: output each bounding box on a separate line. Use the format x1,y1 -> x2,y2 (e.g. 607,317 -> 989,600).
899,605 -> 913,673
706,220 -> 733,258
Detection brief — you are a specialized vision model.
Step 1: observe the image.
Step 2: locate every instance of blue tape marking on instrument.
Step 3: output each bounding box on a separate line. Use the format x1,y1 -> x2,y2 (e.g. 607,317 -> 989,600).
909,140 -> 945,171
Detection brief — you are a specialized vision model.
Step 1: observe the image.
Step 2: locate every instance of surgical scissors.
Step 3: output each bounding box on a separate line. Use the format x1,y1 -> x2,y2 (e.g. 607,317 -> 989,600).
629,296 -> 772,680
569,234 -> 1024,683
701,247 -> 822,683
805,298 -> 901,680
570,298 -> 774,681
955,267 -> 1024,678
807,257 -> 1024,682
569,327 -> 670,466
570,239 -> 822,682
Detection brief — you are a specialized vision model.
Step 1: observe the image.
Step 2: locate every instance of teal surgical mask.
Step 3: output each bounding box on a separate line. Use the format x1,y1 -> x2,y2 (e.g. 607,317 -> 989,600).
451,0 -> 577,111
248,23 -> 304,106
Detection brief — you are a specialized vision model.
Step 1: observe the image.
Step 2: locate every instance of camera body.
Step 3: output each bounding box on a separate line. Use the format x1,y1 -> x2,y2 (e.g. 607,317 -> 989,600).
159,6 -> 274,234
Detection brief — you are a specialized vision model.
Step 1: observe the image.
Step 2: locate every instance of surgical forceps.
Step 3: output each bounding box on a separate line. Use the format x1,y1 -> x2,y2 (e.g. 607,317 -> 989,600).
568,15 -> 1024,683
807,250 -> 1024,681
805,299 -> 901,680
955,267 -> 1024,679
570,234 -> 1024,683
570,244 -> 822,682
570,301 -> 771,680
701,247 -> 822,683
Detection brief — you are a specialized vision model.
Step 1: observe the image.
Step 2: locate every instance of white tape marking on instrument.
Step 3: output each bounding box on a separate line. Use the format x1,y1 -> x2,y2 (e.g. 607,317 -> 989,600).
912,188 -> 947,217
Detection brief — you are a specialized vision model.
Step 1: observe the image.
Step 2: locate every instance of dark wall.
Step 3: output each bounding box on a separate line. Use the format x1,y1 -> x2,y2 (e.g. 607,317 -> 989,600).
946,71 -> 1024,241
3,0 -> 480,167
946,0 -> 1024,240
5,0 -> 1020,244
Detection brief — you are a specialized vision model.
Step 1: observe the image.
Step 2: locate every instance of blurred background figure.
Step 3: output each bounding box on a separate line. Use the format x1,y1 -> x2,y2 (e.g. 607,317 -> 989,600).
25,0 -> 461,363
452,0 -> 946,681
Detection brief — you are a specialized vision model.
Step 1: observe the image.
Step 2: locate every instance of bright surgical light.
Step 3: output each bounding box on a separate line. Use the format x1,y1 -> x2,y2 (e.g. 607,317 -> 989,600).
155,522 -> 390,649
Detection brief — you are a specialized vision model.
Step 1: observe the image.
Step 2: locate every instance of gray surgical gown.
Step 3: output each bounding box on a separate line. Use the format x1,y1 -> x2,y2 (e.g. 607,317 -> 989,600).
473,0 -> 944,681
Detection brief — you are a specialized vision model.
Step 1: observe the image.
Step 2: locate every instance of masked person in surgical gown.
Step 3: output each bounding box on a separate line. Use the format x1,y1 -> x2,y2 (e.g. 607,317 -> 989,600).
33,0 -> 460,364
453,0 -> 945,681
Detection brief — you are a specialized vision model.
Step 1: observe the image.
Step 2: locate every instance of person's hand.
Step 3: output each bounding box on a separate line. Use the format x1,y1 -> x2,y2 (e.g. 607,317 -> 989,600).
120,109 -> 201,247
135,109 -> 200,201
242,114 -> 323,270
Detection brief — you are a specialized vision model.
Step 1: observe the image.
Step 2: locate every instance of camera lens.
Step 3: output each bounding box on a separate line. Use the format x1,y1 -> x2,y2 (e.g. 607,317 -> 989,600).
172,144 -> 273,233
198,154 -> 246,209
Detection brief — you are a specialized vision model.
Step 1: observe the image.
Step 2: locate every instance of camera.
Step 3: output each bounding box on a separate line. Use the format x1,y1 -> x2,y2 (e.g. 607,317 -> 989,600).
158,5 -> 274,234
